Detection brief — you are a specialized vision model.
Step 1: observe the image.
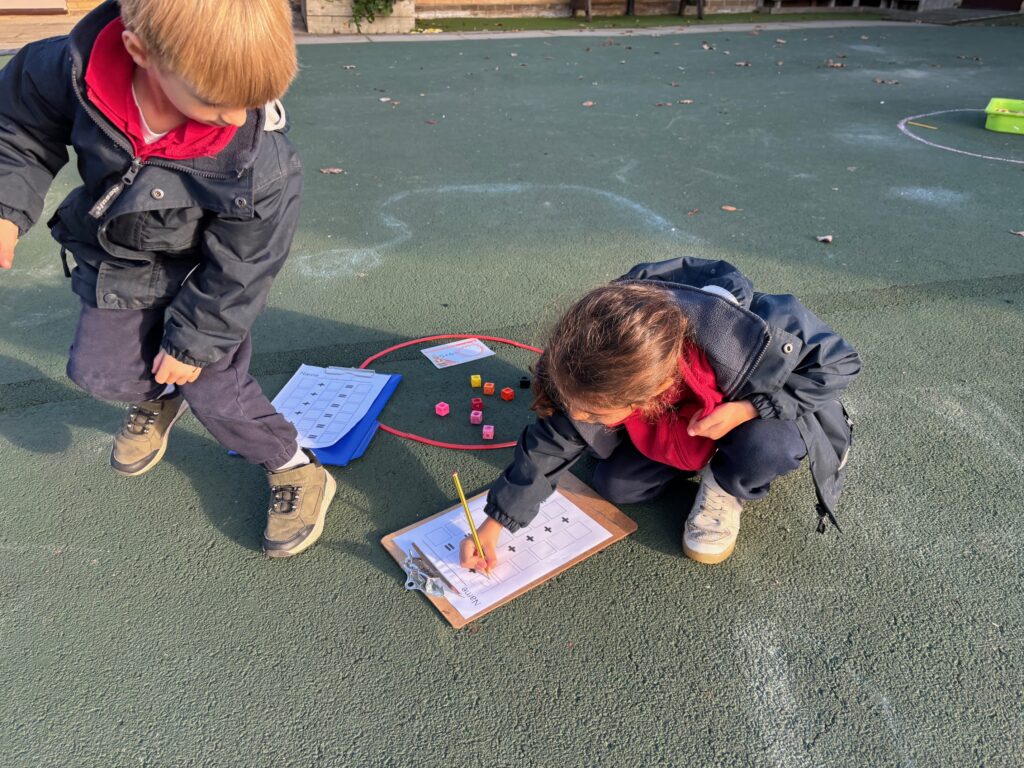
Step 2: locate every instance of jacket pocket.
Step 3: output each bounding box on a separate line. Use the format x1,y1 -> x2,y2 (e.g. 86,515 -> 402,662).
105,207 -> 205,254
95,255 -> 158,310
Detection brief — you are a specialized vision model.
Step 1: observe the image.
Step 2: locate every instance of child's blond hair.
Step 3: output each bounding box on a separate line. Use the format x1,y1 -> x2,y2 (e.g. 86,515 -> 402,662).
120,0 -> 297,108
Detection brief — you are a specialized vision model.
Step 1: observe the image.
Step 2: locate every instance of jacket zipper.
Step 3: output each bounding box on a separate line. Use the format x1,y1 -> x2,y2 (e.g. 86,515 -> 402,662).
89,156 -> 143,218
70,63 -> 238,219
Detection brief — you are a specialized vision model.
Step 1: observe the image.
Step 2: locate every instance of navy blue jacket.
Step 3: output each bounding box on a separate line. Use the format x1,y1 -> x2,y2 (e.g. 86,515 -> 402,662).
0,1 -> 303,367
485,257 -> 862,533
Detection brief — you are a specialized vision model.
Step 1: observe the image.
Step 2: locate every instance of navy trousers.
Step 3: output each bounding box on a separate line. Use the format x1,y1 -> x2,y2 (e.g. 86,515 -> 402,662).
591,417 -> 807,505
66,301 -> 298,471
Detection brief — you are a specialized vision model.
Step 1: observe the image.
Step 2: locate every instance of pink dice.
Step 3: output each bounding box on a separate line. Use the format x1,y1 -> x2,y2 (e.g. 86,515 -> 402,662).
435,402 -> 450,417
482,424 -> 495,440
500,387 -> 515,401
470,410 -> 483,425
471,397 -> 484,411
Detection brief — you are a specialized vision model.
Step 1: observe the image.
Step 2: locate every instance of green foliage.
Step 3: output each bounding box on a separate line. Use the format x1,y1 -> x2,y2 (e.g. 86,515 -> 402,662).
351,0 -> 396,30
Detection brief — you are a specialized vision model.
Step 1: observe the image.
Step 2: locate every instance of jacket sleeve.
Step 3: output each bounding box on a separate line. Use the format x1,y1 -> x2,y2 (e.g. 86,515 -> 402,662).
0,40 -> 73,235
747,294 -> 862,420
485,412 -> 591,532
161,141 -> 302,367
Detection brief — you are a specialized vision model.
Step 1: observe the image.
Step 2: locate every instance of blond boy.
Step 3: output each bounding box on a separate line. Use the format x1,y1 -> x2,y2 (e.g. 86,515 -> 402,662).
0,0 -> 335,557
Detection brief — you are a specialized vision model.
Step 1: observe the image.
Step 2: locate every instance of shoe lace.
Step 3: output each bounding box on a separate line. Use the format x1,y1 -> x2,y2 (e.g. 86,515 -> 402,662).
691,483 -> 735,531
269,485 -> 301,515
123,404 -> 160,436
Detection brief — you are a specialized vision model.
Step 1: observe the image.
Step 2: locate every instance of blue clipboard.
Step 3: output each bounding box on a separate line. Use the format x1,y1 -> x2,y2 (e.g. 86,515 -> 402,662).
311,373 -> 401,467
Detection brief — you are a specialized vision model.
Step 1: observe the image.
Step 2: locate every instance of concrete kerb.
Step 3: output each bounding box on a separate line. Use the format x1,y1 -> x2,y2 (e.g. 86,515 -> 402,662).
295,19 -> 912,46
0,19 -> 921,55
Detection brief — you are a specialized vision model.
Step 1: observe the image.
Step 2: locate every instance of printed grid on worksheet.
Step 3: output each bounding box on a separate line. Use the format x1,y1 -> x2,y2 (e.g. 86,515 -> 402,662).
405,492 -> 611,617
276,375 -> 374,444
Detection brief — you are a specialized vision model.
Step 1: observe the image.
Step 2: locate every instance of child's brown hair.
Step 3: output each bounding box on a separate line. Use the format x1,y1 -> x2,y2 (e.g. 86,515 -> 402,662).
120,0 -> 297,108
532,282 -> 690,420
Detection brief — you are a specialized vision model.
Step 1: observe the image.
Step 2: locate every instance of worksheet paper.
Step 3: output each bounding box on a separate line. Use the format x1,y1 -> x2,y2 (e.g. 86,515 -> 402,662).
394,491 -> 612,621
271,365 -> 390,449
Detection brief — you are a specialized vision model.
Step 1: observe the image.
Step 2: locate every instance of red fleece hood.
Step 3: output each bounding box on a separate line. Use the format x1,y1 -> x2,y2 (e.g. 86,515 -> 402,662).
84,17 -> 238,161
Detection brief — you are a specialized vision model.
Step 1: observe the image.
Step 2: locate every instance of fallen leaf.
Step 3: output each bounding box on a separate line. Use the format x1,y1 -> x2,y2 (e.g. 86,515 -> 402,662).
701,41 -> 714,51
342,64 -> 357,70
671,81 -> 679,87
816,235 -> 834,244
655,102 -> 672,107
721,205 -> 739,212
378,97 -> 391,103
679,98 -> 695,104
510,52 -> 518,57
860,35 -> 869,40
873,77 -> 900,85
319,167 -> 344,174
775,38 -> 786,44
847,166 -> 857,171
735,61 -> 751,67
687,208 -> 700,216
581,100 -> 595,107
425,119 -> 438,125
1011,230 -> 1024,237
776,60 -> 784,66
826,59 -> 845,69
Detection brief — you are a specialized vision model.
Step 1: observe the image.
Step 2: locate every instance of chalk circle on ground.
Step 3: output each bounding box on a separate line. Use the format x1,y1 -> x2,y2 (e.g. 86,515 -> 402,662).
898,109 -> 1024,166
359,334 -> 542,451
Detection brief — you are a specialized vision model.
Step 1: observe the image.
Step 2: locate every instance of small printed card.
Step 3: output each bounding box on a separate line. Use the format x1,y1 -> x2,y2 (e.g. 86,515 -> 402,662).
420,338 -> 495,369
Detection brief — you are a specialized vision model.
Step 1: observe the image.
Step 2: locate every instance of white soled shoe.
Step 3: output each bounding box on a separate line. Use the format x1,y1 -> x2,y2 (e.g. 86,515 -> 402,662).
683,466 -> 744,565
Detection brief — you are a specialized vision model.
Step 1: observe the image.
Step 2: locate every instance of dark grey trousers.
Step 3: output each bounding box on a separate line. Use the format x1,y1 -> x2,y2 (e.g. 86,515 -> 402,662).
66,301 -> 298,471
591,417 -> 807,505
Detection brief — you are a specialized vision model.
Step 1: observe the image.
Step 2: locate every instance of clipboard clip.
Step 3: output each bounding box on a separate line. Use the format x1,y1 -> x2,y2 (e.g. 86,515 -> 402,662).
402,543 -> 461,598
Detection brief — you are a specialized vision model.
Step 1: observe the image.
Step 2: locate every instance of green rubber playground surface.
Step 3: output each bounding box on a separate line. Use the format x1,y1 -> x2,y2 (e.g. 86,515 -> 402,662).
2,22 -> 1023,766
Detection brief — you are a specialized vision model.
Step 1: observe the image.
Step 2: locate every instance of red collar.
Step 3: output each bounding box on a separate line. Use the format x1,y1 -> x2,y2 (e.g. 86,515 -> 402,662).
84,18 -> 238,161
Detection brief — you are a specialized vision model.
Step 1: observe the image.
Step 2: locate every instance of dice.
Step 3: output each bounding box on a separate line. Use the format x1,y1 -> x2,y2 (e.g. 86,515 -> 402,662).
519,376 -> 531,389
434,402 -> 450,417
471,397 -> 484,411
470,374 -> 482,388
500,387 -> 515,401
470,410 -> 483,425
483,382 -> 495,395
482,424 -> 495,440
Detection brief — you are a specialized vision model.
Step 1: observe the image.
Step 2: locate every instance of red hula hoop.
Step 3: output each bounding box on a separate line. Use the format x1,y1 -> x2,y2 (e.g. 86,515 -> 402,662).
358,334 -> 543,451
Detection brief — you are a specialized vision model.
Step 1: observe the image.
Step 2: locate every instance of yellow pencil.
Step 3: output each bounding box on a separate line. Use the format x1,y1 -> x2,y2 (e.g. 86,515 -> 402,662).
452,472 -> 484,561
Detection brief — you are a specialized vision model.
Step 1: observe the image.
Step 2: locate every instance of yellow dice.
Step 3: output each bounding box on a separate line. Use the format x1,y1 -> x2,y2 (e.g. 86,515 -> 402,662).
470,374 -> 482,388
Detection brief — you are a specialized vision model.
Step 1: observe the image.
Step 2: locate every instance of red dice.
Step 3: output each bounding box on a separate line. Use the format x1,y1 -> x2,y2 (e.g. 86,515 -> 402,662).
500,387 -> 515,401
471,397 -> 483,411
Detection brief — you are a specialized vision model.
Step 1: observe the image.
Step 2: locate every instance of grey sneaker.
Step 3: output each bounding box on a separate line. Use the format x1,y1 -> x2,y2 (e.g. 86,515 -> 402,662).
110,392 -> 189,477
683,466 -> 744,564
262,451 -> 337,558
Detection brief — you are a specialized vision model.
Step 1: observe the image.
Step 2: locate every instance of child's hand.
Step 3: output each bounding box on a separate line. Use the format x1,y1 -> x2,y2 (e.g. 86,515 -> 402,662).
0,218 -> 19,270
152,350 -> 202,386
459,516 -> 503,573
687,400 -> 758,441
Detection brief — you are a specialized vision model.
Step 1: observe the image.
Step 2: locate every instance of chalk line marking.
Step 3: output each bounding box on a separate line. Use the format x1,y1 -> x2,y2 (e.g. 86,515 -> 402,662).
898,109 -> 1024,166
738,620 -> 922,768
295,183 -> 696,278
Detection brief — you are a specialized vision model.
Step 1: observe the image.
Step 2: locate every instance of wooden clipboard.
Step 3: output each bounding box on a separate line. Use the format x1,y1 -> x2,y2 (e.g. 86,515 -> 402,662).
381,474 -> 637,629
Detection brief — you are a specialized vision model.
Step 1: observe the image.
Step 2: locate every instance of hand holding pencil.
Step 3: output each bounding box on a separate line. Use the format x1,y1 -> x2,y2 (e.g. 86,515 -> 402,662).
453,472 -> 501,572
